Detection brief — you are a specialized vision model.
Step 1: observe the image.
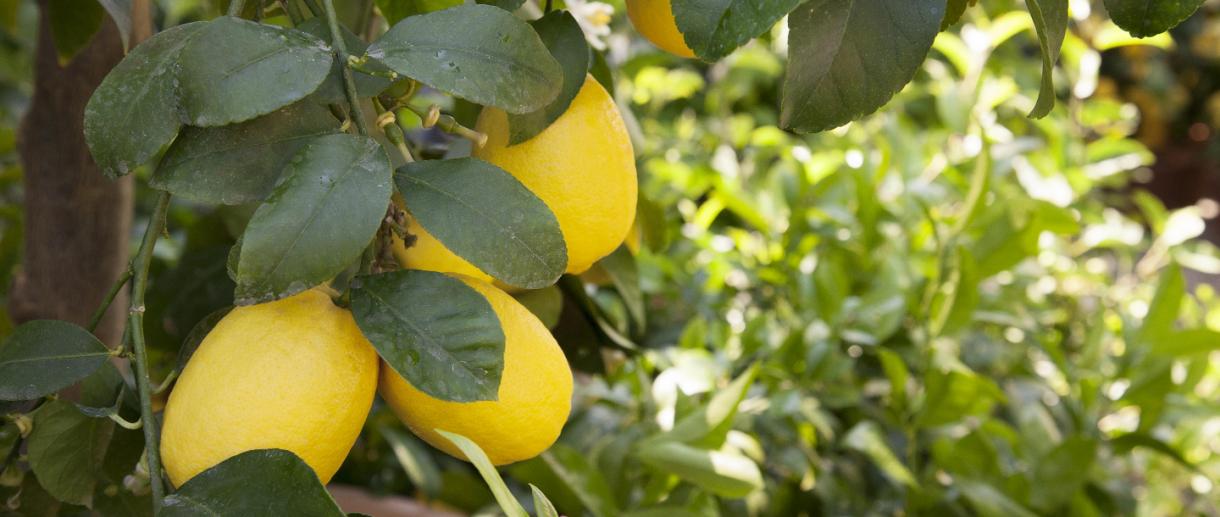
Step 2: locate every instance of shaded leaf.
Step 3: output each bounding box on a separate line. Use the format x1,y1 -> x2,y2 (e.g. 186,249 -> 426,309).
161,449 -> 344,516
1026,0 -> 1068,118
843,421 -> 916,487
27,400 -> 115,507
46,0 -> 103,64
1031,436 -> 1096,512
507,11 -> 590,144
1104,0 -> 1204,37
295,18 -> 394,104
350,270 -> 505,402
380,426 -> 442,497
0,320 -> 110,401
436,430 -> 528,517
635,441 -> 763,498
671,0 -> 802,61
540,444 -> 619,517
513,286 -> 564,330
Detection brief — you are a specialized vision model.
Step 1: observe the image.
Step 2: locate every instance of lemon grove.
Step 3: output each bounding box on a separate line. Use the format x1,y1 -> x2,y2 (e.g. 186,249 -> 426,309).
0,0 -> 1211,515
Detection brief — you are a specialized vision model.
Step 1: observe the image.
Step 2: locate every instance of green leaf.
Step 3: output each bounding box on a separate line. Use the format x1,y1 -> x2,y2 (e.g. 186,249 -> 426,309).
670,0 -> 802,61
1138,263 -> 1184,346
1109,432 -> 1196,470
435,430 -> 528,517
161,449 -> 344,516
235,134 -> 391,305
177,16 -> 332,127
532,485 -> 560,517
1151,328 -> 1220,357
780,0 -> 945,133
396,157 -> 567,289
46,0 -> 103,64
1103,0 -> 1204,37
589,246 -> 645,331
958,480 -> 1038,517
507,11 -> 590,144
84,22 -> 206,178
0,320 -> 110,401
97,0 -> 133,50
74,362 -> 127,418
635,441 -> 763,498
513,286 -> 564,330
366,4 -> 562,114
645,364 -> 758,449
930,246 -> 980,337
380,426 -> 442,497
942,0 -> 976,29
27,400 -> 115,507
915,369 -> 1002,428
1031,436 -> 1096,512
176,307 -> 232,370
843,421 -> 916,488
350,270 -> 505,402
1026,0 -> 1068,118
151,102 -> 340,205
295,18 -> 395,104
375,0 -> 463,24
540,445 -> 619,517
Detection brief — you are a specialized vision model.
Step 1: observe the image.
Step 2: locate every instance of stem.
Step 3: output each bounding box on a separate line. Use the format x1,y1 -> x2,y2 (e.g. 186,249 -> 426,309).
227,0 -> 247,16
301,0 -> 323,17
87,269 -> 132,334
322,0 -> 370,135
128,192 -> 172,509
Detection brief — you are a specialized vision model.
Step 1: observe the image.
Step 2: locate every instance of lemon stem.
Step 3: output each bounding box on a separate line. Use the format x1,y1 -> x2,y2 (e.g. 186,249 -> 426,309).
227,0 -> 246,16
322,0 -> 370,136
127,191 -> 172,509
87,268 -> 132,334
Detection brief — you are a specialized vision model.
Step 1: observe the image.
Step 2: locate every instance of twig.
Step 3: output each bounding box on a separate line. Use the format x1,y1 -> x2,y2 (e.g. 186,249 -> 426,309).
87,269 -> 132,334
322,0 -> 370,135
227,0 -> 247,16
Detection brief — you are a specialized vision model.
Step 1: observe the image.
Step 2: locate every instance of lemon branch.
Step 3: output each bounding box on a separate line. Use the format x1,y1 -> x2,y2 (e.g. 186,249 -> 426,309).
127,191 -> 172,509
321,0 -> 370,136
87,268 -> 132,334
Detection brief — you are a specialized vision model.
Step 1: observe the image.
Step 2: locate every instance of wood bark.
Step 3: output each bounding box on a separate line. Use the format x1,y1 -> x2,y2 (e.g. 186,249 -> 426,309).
9,5 -> 131,345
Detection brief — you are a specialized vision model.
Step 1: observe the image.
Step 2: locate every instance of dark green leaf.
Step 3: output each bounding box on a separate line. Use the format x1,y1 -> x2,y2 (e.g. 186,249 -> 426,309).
74,362 -> 126,418
235,134 -> 392,305
540,444 -> 619,517
958,480 -> 1038,517
671,0 -> 802,61
1031,436 -> 1096,512
843,421 -> 916,487
915,369 -> 1002,428
27,400 -> 115,507
396,157 -> 567,289
588,246 -> 644,331
97,0 -> 133,50
1110,432 -> 1195,470
176,307 -> 232,370
513,286 -> 563,330
436,430 -> 528,517
780,0 -> 945,133
635,441 -> 763,498
46,0 -> 103,63
1104,0 -> 1204,37
942,0 -> 977,30
1026,0 -> 1068,118
178,16 -> 332,126
366,4 -> 562,114
84,22 -> 206,178
295,18 -> 395,104
350,270 -> 505,402
479,0 -> 526,10
375,0 -> 463,25
151,102 -> 340,205
380,426 -> 442,497
507,11 -> 590,144
161,449 -> 344,516
0,320 -> 110,401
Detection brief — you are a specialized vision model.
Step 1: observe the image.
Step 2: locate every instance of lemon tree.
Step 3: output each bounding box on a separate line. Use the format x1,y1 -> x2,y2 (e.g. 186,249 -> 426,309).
0,0 -> 1210,515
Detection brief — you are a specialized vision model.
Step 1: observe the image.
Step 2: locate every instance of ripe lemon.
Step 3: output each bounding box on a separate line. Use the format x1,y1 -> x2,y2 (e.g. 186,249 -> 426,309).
627,0 -> 696,58
474,75 -> 637,275
391,226 -> 493,284
160,290 -> 379,486
379,276 -> 573,465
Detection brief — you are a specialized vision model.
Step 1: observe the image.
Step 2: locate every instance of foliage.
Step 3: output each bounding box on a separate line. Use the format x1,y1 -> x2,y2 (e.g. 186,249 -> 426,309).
0,0 -> 1217,516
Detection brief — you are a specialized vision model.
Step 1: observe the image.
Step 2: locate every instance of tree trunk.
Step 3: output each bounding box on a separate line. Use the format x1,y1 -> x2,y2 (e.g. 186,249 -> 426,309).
9,5 -> 130,346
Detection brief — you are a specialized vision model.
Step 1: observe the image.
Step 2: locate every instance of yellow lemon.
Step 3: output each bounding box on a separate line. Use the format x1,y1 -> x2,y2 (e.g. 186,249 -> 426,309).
474,75 -> 637,275
391,228 -> 493,284
627,0 -> 696,58
160,290 -> 379,487
379,276 -> 573,465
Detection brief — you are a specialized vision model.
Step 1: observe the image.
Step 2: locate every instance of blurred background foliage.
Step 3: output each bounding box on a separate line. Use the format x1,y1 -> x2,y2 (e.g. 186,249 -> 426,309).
1,0 -> 1220,515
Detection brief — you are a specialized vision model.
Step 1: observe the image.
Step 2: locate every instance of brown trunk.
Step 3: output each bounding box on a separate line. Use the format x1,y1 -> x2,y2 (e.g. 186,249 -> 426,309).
9,5 -> 131,346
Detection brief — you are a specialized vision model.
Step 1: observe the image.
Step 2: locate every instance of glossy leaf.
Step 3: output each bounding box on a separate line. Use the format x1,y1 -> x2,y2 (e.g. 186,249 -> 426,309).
780,0 -> 944,133
635,441 -> 763,498
161,449 -> 344,516
235,134 -> 392,305
0,320 -> 110,401
177,16 -> 332,126
27,400 -> 115,507
151,102 -> 340,205
366,4 -> 562,114
1026,0 -> 1068,118
84,22 -> 205,178
295,18 -> 394,104
396,158 -> 567,289
436,430 -> 528,517
350,270 -> 505,402
1104,0 -> 1205,37
507,11 -> 590,144
670,0 -> 802,61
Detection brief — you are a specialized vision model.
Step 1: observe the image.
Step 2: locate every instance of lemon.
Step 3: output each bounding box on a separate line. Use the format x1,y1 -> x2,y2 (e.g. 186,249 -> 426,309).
627,0 -> 696,58
391,227 -> 493,284
379,276 -> 573,465
160,290 -> 379,487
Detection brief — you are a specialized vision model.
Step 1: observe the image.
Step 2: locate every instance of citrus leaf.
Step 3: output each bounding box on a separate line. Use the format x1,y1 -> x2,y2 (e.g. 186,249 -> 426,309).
507,11 -> 590,144
1026,0 -> 1068,118
46,0 -> 103,64
396,157 -> 567,289
779,0 -> 944,133
177,16 -> 332,127
0,320 -> 110,401
235,134 -> 392,305
295,18 -> 395,104
97,0 -> 133,50
589,246 -> 644,331
843,421 -> 916,487
375,0 -> 464,24
380,426 -> 442,497
435,430 -> 528,517
151,102 -> 340,205
27,400 -> 115,507
366,4 -> 562,114
513,286 -> 563,330
670,0 -> 802,61
84,22 -> 205,178
1103,0 -> 1204,37
532,485 -> 560,517
635,441 -> 763,498
540,444 -> 619,517
350,270 -> 505,402
161,449 -> 344,516
644,364 -> 758,449
1031,436 -> 1096,512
